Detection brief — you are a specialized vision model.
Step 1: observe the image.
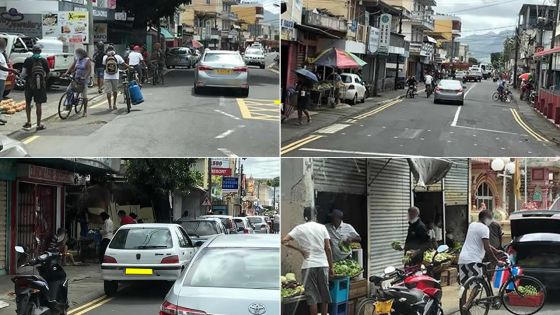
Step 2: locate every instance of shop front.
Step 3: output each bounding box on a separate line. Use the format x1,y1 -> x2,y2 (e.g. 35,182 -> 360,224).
0,160 -> 16,275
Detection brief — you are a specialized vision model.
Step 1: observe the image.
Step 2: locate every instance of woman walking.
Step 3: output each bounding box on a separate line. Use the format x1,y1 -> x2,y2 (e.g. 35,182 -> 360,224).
296,78 -> 311,125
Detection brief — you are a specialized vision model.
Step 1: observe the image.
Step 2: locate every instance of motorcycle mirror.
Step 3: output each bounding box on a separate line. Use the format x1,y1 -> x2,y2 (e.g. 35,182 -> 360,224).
437,244 -> 449,253
15,246 -> 25,254
384,266 -> 396,275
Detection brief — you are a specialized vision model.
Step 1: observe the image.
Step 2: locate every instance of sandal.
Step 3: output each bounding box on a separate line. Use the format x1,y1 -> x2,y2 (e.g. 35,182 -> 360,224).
22,122 -> 32,129
36,124 -> 45,131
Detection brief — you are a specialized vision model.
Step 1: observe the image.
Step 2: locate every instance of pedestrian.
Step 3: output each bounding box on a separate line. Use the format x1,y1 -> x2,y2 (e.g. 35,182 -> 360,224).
117,210 -> 135,225
151,42 -> 165,80
93,41 -> 105,93
206,209 -> 214,215
273,211 -> 280,234
295,77 -> 311,125
0,38 -> 19,126
127,45 -> 146,84
282,207 -> 333,315
325,209 -> 361,262
129,212 -> 138,223
99,212 -> 113,263
64,48 -> 91,117
458,210 -> 505,312
404,206 -> 430,268
48,228 -> 76,266
103,45 -> 127,110
21,44 -> 49,131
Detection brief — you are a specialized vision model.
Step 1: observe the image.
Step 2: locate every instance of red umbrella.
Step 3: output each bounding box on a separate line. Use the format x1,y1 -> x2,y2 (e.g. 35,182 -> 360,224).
518,73 -> 531,81
312,48 -> 360,69
191,39 -> 203,49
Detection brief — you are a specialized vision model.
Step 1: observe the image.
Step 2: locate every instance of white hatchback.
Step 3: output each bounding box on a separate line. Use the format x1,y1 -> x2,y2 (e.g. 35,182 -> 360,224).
328,73 -> 367,105
101,223 -> 198,296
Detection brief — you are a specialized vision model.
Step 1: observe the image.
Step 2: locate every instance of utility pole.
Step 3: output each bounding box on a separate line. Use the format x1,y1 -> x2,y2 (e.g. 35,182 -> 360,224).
513,14 -> 521,88
547,0 -> 560,88
237,159 -> 244,216
87,0 -> 94,56
394,8 -> 403,90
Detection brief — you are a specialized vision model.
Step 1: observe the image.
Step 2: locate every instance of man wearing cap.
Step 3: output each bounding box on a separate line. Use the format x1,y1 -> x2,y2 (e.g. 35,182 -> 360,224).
404,206 -> 430,267
325,209 -> 361,261
127,45 -> 146,84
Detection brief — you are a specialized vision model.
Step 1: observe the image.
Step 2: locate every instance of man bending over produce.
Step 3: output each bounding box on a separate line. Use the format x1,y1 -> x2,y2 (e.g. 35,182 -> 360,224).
325,209 -> 361,262
282,207 -> 334,315
404,206 -> 430,267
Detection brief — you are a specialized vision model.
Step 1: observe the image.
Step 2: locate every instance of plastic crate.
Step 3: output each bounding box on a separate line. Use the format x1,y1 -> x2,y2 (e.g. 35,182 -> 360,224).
506,292 -> 544,307
329,301 -> 348,315
329,276 -> 350,304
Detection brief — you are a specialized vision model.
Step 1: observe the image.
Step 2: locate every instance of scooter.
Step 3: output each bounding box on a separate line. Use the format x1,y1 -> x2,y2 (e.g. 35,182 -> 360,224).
11,246 -> 69,315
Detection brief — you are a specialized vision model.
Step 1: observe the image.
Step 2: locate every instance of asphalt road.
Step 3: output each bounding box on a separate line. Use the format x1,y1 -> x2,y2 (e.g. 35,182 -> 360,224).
10,53 -> 279,157
281,80 -> 560,157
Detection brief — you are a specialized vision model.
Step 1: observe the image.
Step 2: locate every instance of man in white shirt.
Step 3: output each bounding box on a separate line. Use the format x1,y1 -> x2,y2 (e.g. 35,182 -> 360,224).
282,207 -> 333,315
99,212 -> 114,263
0,38 -> 19,125
127,45 -> 146,83
325,209 -> 361,262
102,46 -> 128,110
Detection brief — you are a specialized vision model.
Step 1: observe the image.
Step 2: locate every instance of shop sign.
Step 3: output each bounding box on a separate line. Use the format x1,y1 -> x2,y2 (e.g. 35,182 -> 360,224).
43,11 -> 89,44
94,23 -> 108,42
533,186 -> 543,202
114,11 -> 127,21
222,176 -> 239,193
212,168 -> 232,176
0,11 -> 42,38
378,13 -> 392,54
19,164 -> 74,184
368,27 -> 379,54
211,159 -> 230,169
281,19 -> 294,29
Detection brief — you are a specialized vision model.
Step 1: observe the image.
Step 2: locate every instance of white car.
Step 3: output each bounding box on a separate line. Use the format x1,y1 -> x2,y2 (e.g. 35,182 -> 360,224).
160,234 -> 279,315
101,223 -> 198,296
243,47 -> 265,69
247,216 -> 270,234
233,217 -> 255,234
328,73 -> 367,105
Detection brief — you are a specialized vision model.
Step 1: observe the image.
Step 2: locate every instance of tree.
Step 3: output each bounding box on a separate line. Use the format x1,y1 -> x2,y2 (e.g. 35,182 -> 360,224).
468,57 -> 479,65
125,159 -> 203,222
117,0 -> 192,29
266,176 -> 280,209
490,52 -> 503,68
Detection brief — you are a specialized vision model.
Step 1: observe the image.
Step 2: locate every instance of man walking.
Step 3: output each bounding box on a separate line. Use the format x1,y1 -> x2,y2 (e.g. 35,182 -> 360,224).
404,206 -> 430,267
93,41 -> 105,93
21,45 -> 49,131
103,46 -> 128,110
282,207 -> 333,315
325,209 -> 361,262
0,38 -> 19,125
99,212 -> 113,263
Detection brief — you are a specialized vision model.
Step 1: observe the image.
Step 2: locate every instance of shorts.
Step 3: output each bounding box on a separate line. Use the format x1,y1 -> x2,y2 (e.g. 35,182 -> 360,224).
302,267 -> 331,306
104,79 -> 119,93
459,263 -> 484,287
25,87 -> 47,104
95,67 -> 105,79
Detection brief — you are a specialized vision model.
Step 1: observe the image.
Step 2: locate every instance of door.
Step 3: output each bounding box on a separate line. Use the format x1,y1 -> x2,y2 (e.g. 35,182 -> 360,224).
177,226 -> 196,265
17,183 -> 56,255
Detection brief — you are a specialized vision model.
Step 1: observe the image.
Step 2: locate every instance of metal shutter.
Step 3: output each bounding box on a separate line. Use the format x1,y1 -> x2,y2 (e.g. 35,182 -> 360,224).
444,159 -> 469,206
313,158 -> 366,195
0,181 -> 7,271
367,159 -> 411,277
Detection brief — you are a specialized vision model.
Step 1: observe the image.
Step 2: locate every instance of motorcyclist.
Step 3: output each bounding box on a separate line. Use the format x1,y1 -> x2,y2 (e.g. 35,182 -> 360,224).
424,72 -> 434,94
406,76 -> 417,95
497,79 -> 507,99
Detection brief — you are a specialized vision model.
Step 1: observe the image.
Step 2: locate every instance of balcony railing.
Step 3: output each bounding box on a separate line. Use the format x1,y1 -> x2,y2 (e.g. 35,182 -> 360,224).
221,11 -> 238,20
409,11 -> 434,30
303,9 -> 347,33
409,42 -> 422,54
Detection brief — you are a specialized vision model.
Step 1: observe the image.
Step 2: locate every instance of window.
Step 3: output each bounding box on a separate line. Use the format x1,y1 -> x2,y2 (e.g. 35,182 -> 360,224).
175,227 -> 190,248
476,182 -> 494,211
109,228 -> 173,249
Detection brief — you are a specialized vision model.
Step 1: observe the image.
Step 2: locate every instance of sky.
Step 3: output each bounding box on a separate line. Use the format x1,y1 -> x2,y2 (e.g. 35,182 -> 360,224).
435,0 -> 556,36
242,158 -> 280,179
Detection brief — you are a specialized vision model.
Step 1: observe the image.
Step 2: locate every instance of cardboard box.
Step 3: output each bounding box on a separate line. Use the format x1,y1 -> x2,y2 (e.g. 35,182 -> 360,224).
448,267 -> 458,285
349,279 -> 368,300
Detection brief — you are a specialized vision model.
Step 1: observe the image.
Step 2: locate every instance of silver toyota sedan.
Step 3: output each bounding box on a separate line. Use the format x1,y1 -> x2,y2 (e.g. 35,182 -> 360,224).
194,50 -> 249,97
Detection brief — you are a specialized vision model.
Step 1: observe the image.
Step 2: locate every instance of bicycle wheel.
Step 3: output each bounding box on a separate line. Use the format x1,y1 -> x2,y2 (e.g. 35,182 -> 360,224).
152,68 -> 158,86
355,297 -> 378,315
501,275 -> 546,315
74,97 -> 84,114
492,92 -> 500,102
58,93 -> 72,120
459,277 -> 492,315
124,88 -> 131,113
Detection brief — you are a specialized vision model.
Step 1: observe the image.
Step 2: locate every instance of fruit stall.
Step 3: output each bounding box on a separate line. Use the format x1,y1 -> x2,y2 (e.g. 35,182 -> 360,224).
0,99 -> 26,115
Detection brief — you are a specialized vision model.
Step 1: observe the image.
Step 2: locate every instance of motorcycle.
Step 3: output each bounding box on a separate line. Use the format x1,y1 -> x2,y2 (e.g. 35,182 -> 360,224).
406,85 -> 416,98
528,90 -> 537,106
426,84 -> 433,98
11,246 -> 69,315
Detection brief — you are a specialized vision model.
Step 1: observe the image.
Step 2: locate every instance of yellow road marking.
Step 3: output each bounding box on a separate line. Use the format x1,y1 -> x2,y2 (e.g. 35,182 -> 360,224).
510,108 -> 550,143
281,135 -> 324,155
70,296 -> 114,315
90,99 -> 109,109
22,135 -> 39,144
236,98 -> 279,121
67,296 -> 108,315
353,99 -> 401,120
269,68 -> 279,74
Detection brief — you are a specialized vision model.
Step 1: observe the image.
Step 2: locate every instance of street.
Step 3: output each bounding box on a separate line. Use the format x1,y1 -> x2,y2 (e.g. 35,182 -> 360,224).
6,53 -> 279,157
281,80 -> 560,157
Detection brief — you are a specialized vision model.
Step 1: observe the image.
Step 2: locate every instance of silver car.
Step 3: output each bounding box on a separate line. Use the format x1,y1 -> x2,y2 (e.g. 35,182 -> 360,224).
194,50 -> 249,97
0,135 -> 30,156
243,48 -> 265,69
247,216 -> 270,234
434,79 -> 465,106
178,218 -> 227,243
160,234 -> 279,315
166,47 -> 194,68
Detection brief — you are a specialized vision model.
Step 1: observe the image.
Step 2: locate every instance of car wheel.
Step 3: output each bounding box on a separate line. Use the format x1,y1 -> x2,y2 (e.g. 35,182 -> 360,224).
241,88 -> 249,98
361,93 -> 365,103
260,64 -> 265,69
104,281 -> 118,297
351,93 -> 357,105
194,86 -> 201,95
434,99 -> 439,104
459,101 -> 464,106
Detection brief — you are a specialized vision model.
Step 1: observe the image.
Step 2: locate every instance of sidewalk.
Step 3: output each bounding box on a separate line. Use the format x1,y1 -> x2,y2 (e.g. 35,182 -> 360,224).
1,89 -> 105,137
0,264 -> 105,312
511,89 -> 560,145
281,84 -> 425,144
442,284 -> 461,315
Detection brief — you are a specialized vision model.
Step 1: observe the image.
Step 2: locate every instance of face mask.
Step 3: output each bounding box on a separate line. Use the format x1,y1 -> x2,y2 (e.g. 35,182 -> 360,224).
483,218 -> 492,226
409,217 -> 419,224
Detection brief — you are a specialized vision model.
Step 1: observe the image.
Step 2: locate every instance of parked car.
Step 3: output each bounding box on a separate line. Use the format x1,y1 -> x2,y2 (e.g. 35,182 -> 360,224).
463,70 -> 482,82
101,223 -> 199,296
233,217 -> 255,234
243,47 -> 265,69
0,34 -> 74,89
0,135 -> 29,157
434,79 -> 465,106
194,50 -> 249,97
199,215 -> 236,234
327,72 -> 366,105
508,210 -> 560,289
454,71 -> 466,81
160,234 -> 279,315
178,218 -> 227,243
4,62 -> 15,97
166,47 -> 195,69
247,216 -> 270,234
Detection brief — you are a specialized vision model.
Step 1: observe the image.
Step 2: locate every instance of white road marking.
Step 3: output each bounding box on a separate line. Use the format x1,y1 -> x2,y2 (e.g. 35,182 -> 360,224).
298,147 -> 422,158
217,148 -> 238,157
215,129 -> 235,139
452,124 -> 526,136
214,109 -> 240,120
450,83 -> 476,127
316,123 -> 351,134
219,97 -> 226,107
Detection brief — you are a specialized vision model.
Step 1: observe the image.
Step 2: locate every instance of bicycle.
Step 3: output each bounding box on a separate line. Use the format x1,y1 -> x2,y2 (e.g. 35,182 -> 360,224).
149,61 -> 164,85
492,89 -> 512,103
459,260 -> 546,315
119,69 -> 132,113
58,76 -> 87,119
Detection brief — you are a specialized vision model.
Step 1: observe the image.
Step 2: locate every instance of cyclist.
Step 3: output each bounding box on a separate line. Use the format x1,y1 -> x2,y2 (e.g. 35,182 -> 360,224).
497,79 -> 507,100
406,76 -> 417,96
103,45 -> 129,110
150,42 -> 166,83
64,48 -> 91,117
127,45 -> 146,84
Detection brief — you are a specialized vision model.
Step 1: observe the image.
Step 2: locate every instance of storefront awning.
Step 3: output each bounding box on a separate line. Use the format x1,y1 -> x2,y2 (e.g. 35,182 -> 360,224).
23,158 -> 119,176
294,23 -> 340,39
534,46 -> 560,58
424,36 -> 437,44
408,158 -> 453,188
160,27 -> 175,40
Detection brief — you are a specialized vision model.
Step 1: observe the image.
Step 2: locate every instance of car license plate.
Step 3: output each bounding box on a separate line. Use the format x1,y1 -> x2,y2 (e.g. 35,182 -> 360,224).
374,300 -> 393,314
216,69 -> 232,75
125,268 -> 153,275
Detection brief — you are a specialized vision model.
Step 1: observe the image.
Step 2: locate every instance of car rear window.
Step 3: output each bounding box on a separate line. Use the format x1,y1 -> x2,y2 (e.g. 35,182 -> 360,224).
342,75 -> 353,83
440,80 -> 460,89
245,49 -> 262,55
203,53 -> 242,64
184,248 -> 279,289
182,221 -> 219,236
248,217 -> 263,225
109,228 -> 173,249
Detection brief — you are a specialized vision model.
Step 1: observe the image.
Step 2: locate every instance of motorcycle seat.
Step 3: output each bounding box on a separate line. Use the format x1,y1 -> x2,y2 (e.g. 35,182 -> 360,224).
387,286 -> 425,304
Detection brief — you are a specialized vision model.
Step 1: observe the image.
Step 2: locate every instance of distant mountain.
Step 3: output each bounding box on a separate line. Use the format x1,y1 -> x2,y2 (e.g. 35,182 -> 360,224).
460,30 -> 514,63
263,9 -> 278,28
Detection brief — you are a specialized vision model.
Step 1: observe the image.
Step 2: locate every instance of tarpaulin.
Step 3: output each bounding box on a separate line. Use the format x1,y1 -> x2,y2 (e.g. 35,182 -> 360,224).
407,158 -> 453,188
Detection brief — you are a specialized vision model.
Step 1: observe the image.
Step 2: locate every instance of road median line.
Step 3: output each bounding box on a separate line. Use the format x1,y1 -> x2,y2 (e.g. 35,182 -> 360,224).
281,135 -> 323,155
69,296 -> 113,315
67,295 -> 109,315
510,108 -> 550,143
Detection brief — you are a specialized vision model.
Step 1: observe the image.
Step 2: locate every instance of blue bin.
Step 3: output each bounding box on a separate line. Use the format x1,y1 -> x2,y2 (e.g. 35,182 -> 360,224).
128,81 -> 144,105
329,276 -> 350,304
329,301 -> 348,315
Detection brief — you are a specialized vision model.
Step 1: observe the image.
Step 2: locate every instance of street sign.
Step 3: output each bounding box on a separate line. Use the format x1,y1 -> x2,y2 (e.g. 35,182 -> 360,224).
211,159 -> 230,169
368,27 -> 379,55
202,197 -> 212,206
378,13 -> 392,54
211,168 -> 232,176
222,176 -> 239,193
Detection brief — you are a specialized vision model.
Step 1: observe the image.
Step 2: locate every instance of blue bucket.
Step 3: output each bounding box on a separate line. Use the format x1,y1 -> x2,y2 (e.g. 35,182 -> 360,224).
128,81 -> 144,105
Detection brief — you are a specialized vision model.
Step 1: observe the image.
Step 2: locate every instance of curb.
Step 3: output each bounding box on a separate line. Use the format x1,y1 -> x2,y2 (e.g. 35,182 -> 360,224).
511,96 -> 560,146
